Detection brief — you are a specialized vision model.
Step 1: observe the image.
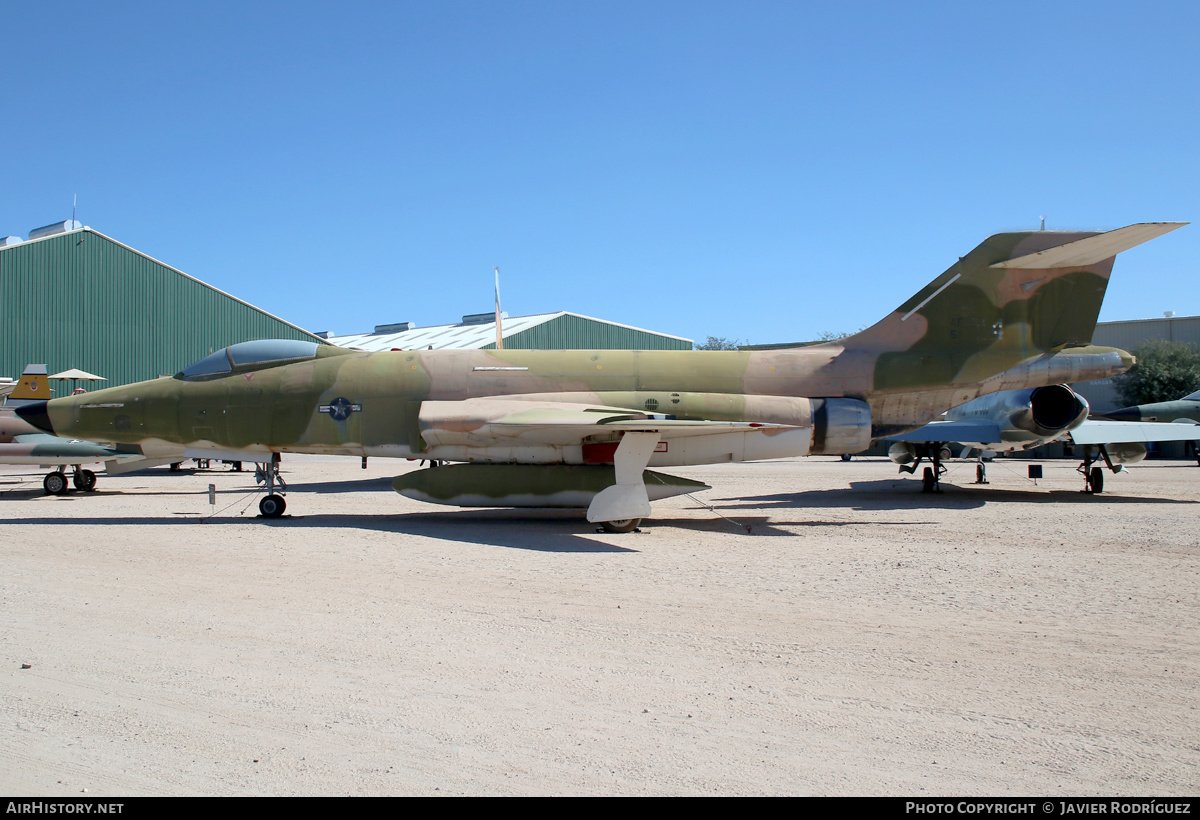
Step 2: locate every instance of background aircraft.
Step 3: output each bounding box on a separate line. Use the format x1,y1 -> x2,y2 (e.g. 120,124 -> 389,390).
885,384 -> 1200,493
0,365 -> 168,494
1106,389 -> 1200,424
17,223 -> 1186,529
1105,389 -> 1200,466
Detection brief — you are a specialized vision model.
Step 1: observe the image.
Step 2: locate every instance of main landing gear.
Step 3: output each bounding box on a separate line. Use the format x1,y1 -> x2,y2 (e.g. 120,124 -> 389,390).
1079,445 -> 1113,494
254,454 -> 287,517
73,468 -> 97,492
599,518 -> 641,534
898,444 -> 949,493
42,466 -> 97,495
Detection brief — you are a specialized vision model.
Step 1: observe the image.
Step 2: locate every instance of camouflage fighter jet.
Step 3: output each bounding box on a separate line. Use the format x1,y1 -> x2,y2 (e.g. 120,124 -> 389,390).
1106,389 -> 1200,424
1105,388 -> 1200,466
16,223 -> 1186,530
884,382 -> 1200,493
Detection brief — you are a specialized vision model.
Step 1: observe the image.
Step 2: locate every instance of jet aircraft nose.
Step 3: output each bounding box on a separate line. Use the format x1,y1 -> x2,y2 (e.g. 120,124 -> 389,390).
14,401 -> 54,434
1099,408 -> 1142,422
1101,406 -> 1142,422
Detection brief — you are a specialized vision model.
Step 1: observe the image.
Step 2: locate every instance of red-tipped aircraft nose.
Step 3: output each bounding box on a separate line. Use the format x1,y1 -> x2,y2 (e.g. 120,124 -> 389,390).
14,401 -> 54,434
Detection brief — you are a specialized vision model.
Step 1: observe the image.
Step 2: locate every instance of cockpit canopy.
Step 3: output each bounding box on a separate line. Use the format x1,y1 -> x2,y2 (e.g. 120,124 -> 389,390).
176,340 -> 321,381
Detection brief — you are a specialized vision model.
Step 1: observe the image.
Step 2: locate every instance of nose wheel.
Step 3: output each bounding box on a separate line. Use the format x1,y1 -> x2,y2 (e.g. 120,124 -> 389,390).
254,454 -> 288,517
259,494 -> 287,518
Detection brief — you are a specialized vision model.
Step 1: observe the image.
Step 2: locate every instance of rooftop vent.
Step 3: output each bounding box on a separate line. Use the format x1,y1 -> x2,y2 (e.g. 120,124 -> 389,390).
460,312 -> 507,326
313,331 -> 333,339
1164,311 -> 1176,319
28,220 -> 82,240
0,236 -> 22,247
374,322 -> 414,334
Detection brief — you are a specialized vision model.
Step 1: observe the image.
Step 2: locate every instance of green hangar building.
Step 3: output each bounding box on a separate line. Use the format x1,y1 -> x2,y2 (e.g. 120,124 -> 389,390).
0,221 -> 324,391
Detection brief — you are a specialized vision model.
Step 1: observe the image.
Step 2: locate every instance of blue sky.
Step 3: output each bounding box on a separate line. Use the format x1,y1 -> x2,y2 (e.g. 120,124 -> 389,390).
2,1 -> 1196,345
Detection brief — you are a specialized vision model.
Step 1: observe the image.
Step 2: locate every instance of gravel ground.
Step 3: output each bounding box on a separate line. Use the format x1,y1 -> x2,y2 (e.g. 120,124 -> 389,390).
1,454 -> 1197,796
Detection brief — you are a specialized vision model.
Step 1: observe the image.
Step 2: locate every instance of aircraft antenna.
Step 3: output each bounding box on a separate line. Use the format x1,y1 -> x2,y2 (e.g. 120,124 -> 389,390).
494,266 -> 504,350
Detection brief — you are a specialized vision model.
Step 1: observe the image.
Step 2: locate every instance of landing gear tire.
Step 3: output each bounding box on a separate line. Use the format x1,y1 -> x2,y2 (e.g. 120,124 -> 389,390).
43,472 -> 67,495
1089,467 -> 1104,494
259,494 -> 286,518
601,518 -> 640,533
840,453 -> 852,462
976,463 -> 986,484
74,469 -> 97,492
922,466 -> 936,493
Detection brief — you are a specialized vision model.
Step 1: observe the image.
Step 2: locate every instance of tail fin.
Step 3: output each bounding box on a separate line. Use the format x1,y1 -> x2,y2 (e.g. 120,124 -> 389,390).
9,364 -> 50,400
846,222 -> 1186,392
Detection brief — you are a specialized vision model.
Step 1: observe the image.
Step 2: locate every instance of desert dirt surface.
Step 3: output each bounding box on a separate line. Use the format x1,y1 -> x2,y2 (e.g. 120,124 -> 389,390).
1,453 -> 1197,796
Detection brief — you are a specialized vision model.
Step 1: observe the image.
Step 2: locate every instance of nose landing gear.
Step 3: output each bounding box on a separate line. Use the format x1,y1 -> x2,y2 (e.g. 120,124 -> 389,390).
254,454 -> 288,518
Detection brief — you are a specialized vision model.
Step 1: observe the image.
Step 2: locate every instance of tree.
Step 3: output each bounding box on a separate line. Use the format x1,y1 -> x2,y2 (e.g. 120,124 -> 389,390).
1116,340 -> 1200,406
811,326 -> 865,343
694,336 -> 744,350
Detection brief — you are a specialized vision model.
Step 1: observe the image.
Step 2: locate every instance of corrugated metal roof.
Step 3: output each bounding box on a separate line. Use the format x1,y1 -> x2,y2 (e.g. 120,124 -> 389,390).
329,312 -> 692,351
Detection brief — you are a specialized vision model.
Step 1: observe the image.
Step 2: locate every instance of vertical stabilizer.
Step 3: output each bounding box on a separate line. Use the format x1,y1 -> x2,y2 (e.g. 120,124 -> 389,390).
9,364 -> 50,401
843,223 -> 1186,393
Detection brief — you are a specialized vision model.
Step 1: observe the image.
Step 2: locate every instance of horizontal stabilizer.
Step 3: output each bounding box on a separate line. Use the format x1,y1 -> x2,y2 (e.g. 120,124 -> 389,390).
884,419 -> 1003,445
991,223 -> 1186,269
1069,419 -> 1200,445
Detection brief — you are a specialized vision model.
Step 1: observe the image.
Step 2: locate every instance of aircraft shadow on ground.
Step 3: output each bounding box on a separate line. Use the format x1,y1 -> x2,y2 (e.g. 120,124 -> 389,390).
262,508 -> 648,552
274,509 -> 817,541
0,487 -> 257,501
648,513 -> 905,535
1,508 -> 636,553
7,476 -> 1189,549
2,504 -> 801,547
710,477 -> 1195,511
287,476 -> 397,494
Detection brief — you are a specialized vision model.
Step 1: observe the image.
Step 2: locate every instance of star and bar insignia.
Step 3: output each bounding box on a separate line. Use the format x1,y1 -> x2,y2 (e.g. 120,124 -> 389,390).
318,397 -> 362,421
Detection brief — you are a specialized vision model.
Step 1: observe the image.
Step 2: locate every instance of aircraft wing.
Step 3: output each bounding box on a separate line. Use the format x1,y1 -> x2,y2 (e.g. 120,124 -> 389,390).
881,419 -> 1003,445
2,433 -> 175,474
0,433 -> 123,465
419,399 -> 790,448
11,434 -> 120,458
1068,419 -> 1200,445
